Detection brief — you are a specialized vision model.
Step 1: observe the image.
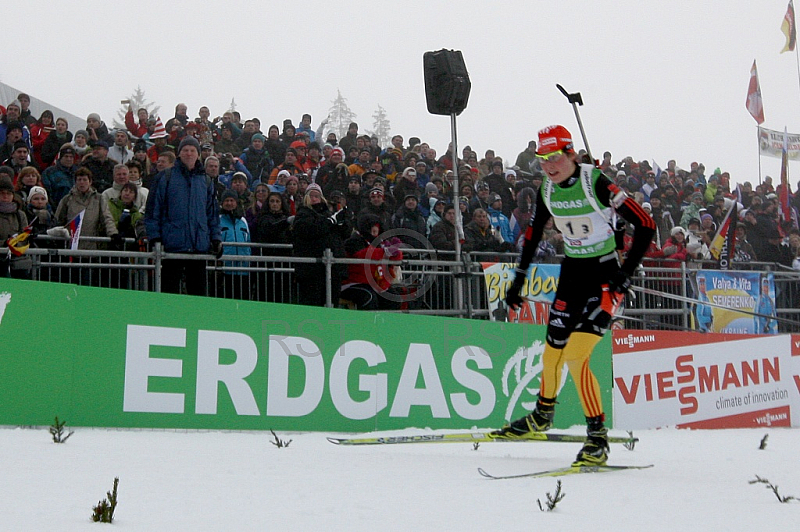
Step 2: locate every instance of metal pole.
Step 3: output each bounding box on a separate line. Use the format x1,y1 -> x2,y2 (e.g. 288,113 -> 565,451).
451,112 -> 464,313
757,126 -> 762,185
324,248 -> 333,308
556,84 -> 592,161
154,241 -> 162,292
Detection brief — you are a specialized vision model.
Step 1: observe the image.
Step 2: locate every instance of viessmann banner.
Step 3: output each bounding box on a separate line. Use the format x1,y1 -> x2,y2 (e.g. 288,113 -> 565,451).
0,279 -> 611,432
612,330 -> 800,429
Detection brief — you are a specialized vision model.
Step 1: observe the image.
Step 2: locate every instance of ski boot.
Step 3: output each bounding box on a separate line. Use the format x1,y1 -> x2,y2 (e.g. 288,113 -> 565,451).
572,415 -> 609,466
490,396 -> 555,440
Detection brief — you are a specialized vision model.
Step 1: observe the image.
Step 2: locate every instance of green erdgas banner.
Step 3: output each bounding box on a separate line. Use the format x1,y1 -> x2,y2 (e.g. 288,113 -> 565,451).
0,279 -> 612,432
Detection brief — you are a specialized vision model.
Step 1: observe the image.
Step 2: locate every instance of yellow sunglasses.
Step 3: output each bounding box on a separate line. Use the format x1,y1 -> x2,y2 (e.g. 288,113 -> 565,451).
535,150 -> 566,164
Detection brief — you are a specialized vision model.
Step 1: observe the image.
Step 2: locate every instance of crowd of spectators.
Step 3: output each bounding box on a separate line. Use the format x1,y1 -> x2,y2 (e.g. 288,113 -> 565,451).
2,92 -> 800,303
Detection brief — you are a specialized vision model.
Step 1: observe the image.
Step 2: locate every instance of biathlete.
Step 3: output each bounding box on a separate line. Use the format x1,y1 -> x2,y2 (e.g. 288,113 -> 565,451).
491,125 -> 656,466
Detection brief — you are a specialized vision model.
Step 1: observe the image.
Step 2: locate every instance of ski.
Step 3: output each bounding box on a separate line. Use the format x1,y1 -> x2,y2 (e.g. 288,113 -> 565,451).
477,464 -> 654,480
327,431 -> 638,448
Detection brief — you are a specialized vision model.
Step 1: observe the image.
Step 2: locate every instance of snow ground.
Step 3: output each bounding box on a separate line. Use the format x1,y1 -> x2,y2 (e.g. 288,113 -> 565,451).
2,426 -> 798,531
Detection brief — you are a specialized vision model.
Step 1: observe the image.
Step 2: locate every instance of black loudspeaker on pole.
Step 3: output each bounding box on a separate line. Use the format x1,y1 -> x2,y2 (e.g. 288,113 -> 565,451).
423,50 -> 471,116
423,49 -> 470,311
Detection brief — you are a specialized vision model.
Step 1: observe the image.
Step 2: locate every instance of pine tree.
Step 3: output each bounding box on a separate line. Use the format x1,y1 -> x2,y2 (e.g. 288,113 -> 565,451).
367,105 -> 391,148
327,89 -> 357,140
113,86 -> 160,130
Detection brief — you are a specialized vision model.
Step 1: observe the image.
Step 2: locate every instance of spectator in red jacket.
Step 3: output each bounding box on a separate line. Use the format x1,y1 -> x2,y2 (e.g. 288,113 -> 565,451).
124,104 -> 150,139
29,110 -> 55,170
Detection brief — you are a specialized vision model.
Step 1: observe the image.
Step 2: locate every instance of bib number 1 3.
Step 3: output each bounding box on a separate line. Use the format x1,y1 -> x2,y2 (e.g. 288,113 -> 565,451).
563,216 -> 593,238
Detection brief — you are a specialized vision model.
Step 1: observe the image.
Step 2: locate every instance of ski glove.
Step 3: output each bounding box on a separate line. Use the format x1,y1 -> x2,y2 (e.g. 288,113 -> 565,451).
608,269 -> 632,296
212,239 -> 224,259
505,268 -> 527,309
110,233 -> 124,250
46,227 -> 71,239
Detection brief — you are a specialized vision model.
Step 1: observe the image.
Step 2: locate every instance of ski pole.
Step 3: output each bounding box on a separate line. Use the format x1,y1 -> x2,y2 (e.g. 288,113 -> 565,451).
629,285 -> 797,328
556,84 -> 592,162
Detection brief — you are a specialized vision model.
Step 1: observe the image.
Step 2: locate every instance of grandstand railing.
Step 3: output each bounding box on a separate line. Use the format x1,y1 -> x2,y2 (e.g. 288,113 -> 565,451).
3,237 -> 799,332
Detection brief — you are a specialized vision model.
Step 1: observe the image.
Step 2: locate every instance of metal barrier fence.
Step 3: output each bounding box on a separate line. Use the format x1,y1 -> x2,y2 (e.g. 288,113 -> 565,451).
3,237 -> 799,332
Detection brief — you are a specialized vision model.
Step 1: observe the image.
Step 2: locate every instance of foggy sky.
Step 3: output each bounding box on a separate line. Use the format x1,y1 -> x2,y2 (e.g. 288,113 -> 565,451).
5,1 -> 800,186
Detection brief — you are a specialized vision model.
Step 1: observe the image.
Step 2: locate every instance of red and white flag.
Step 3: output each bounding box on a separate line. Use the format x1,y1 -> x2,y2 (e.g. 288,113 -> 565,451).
746,60 -> 765,124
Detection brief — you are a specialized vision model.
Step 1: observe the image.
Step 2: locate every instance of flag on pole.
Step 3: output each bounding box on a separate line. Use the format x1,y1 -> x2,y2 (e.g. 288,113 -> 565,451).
709,202 -> 737,270
66,210 -> 85,250
782,1 -> 796,53
652,160 -> 663,178
746,61 -> 765,124
779,127 -> 793,225
4,223 -> 34,257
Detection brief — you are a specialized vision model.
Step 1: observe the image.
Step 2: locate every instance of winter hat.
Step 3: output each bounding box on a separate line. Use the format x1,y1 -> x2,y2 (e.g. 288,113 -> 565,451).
425,182 -> 438,195
369,187 -> 384,197
221,189 -> 238,203
402,167 -> 416,178
12,140 -> 28,152
504,169 -> 517,179
150,117 -> 168,139
178,135 -> 200,153
5,121 -> 23,134
305,183 -> 323,197
289,140 -> 306,150
331,147 -> 345,158
700,213 -> 713,223
27,186 -> 48,202
59,146 -> 75,157
86,112 -> 101,123
641,202 -> 652,211
74,129 -> 89,140
0,175 -> 14,193
671,226 -> 686,237
251,133 -> 266,143
277,169 -> 292,180
488,193 -> 502,204
536,125 -> 573,155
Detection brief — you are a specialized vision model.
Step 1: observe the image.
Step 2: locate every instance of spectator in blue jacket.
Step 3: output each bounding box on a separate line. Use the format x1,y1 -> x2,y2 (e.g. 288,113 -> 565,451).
145,136 -> 221,296
42,146 -> 79,208
486,193 -> 513,244
218,189 -> 252,300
